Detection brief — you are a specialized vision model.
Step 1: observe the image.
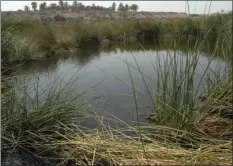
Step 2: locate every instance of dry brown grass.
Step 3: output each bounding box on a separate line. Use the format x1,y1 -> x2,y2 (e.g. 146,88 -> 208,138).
204,76 -> 232,116
202,114 -> 232,140
45,128 -> 231,166
200,76 -> 232,140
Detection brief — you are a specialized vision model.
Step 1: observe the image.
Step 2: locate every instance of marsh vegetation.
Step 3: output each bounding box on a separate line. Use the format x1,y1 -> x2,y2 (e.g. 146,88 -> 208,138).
1,9 -> 232,166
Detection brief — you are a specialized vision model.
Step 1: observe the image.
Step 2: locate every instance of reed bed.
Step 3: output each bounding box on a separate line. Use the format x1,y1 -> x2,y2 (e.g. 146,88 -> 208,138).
41,124 -> 232,166
1,71 -> 91,165
1,12 -> 232,64
201,76 -> 232,139
202,76 -> 232,117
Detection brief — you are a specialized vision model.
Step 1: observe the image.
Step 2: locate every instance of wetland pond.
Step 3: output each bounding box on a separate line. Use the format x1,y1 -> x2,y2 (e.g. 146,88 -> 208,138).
12,43 -> 227,127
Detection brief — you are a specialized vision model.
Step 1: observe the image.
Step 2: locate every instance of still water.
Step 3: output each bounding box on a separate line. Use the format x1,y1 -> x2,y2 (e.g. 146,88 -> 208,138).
12,43 -> 226,126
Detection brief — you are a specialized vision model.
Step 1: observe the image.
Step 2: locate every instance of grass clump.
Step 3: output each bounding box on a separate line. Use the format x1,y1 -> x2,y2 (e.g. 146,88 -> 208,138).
202,76 -> 232,118
1,21 -> 33,64
43,125 -> 232,165
73,22 -> 96,46
31,25 -> 57,55
1,73 -> 91,165
151,52 -> 198,130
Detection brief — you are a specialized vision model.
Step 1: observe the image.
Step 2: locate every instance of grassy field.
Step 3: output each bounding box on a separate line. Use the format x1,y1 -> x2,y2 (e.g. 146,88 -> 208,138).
1,11 -> 232,166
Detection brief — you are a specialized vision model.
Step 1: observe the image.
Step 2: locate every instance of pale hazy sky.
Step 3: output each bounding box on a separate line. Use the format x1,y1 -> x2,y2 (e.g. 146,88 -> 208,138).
1,1 -> 232,14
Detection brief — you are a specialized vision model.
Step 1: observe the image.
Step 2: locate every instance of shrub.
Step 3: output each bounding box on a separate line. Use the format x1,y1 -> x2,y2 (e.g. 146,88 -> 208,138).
54,14 -> 66,21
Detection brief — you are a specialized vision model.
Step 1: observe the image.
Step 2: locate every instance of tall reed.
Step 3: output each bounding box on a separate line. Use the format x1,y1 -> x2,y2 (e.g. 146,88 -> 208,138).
1,68 -> 92,164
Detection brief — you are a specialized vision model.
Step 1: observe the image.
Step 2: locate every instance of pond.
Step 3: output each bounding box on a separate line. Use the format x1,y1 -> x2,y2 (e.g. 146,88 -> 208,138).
11,43 -> 227,127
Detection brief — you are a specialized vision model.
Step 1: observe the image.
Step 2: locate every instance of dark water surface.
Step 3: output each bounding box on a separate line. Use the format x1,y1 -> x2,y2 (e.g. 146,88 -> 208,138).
12,43 -> 226,126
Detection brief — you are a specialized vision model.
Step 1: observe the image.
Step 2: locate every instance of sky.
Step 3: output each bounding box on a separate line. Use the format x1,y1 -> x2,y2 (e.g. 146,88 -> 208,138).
1,1 -> 232,14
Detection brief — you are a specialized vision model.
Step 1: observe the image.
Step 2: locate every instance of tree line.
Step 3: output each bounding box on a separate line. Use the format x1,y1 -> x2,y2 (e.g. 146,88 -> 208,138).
24,1 -> 139,12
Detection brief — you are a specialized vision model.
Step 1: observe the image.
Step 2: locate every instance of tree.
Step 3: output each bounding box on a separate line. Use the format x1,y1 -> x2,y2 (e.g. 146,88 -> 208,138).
24,5 -> 30,11
130,4 -> 138,12
91,3 -> 96,10
111,2 -> 116,11
86,5 -> 91,11
135,4 -> 139,12
78,3 -> 84,10
73,0 -> 78,10
117,3 -> 124,12
50,3 -> 57,10
31,1 -> 37,11
64,2 -> 68,10
68,5 -> 72,11
59,0 -> 64,10
39,2 -> 47,11
124,4 -> 129,12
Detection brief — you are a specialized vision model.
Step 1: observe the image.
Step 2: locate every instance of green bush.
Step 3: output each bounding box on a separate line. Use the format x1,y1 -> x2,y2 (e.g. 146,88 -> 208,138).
54,14 -> 66,21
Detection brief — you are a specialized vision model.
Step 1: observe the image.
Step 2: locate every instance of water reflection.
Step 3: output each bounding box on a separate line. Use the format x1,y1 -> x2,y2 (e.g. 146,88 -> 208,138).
16,42 -> 223,74
22,57 -> 60,74
12,42 -> 227,126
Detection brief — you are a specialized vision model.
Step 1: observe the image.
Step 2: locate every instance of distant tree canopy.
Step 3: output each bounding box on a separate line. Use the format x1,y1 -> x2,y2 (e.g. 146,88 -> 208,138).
49,3 -> 58,11
72,0 -> 78,10
24,5 -> 30,11
124,4 -> 129,12
31,2 -> 37,11
39,2 -> 47,11
26,1 -> 139,12
111,2 -> 116,11
130,4 -> 139,12
117,3 -> 124,12
59,0 -> 64,10
64,2 -> 69,10
117,3 -> 139,12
